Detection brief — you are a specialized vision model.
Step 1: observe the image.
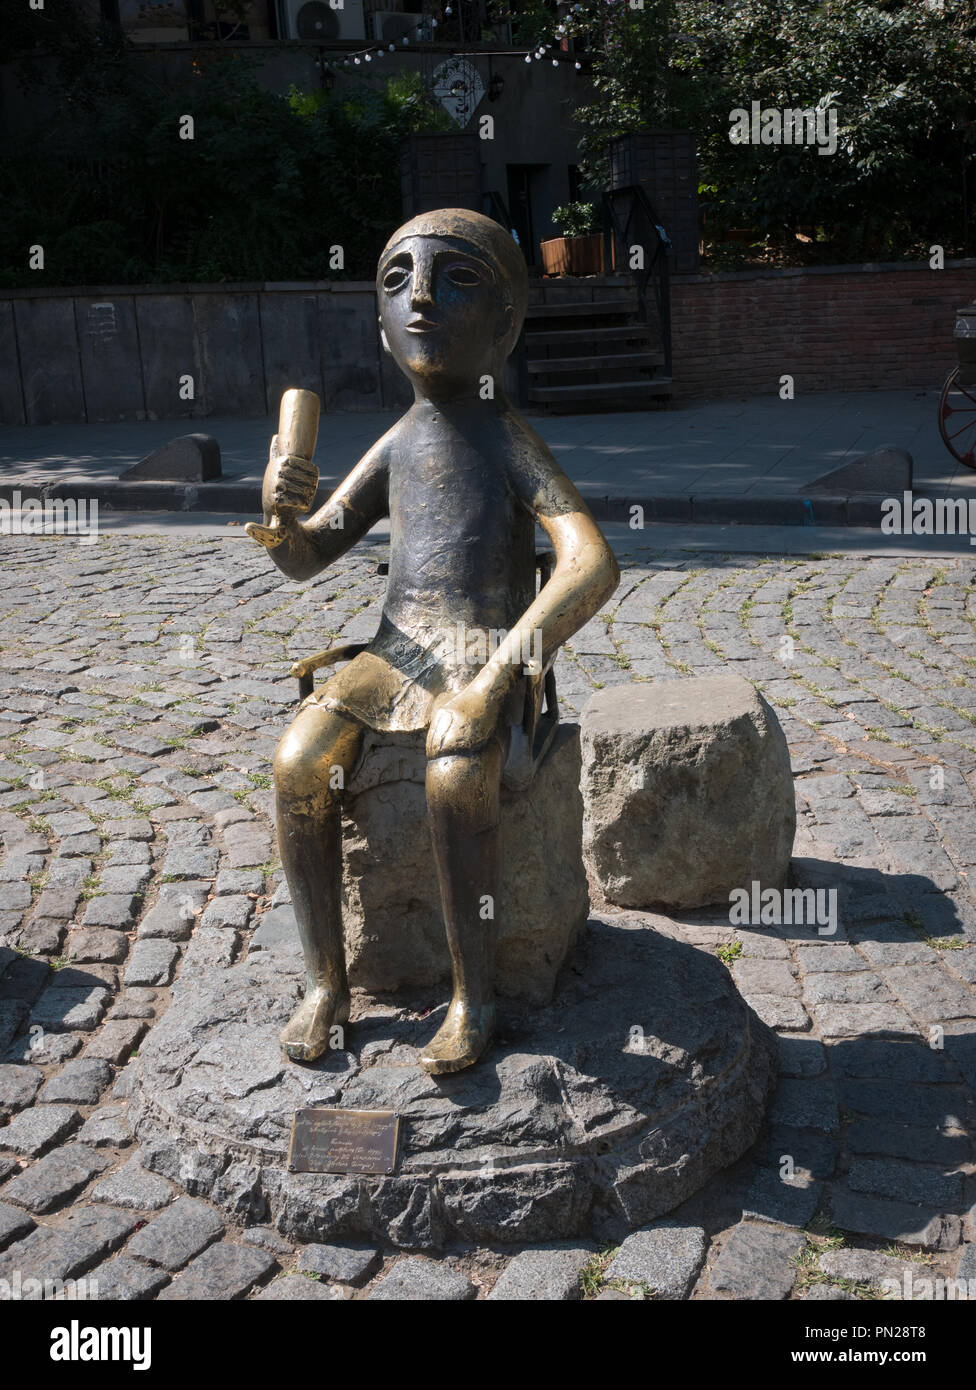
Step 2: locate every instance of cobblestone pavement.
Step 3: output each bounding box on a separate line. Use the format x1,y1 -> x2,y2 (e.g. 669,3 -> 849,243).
1,534 -> 975,1301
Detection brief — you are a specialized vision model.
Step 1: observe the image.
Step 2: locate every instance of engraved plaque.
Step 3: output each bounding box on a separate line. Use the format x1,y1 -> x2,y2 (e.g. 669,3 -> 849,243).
288,1107 -> 402,1176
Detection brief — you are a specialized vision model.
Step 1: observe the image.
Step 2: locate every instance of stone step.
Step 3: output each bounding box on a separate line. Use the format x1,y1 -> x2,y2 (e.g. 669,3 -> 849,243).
527,377 -> 673,404
525,324 -> 657,348
528,350 -> 665,375
525,299 -> 638,318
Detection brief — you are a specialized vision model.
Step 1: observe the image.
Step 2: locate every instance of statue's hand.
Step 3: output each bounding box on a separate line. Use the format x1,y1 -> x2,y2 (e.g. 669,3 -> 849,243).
247,437 -> 319,550
426,685 -> 504,759
263,434 -> 319,519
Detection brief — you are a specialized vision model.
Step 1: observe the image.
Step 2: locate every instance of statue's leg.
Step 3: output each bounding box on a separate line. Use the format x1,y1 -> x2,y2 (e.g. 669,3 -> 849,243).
420,735 -> 504,1074
273,703 -> 364,1062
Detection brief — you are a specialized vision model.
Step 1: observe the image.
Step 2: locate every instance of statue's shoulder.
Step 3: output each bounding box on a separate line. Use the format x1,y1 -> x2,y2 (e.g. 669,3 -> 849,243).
504,407 -> 573,509
359,414 -> 407,475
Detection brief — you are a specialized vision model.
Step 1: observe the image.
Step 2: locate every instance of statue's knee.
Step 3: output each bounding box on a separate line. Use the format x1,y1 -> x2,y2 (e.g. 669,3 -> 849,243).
274,734 -> 329,807
426,749 -> 500,824
425,753 -> 461,812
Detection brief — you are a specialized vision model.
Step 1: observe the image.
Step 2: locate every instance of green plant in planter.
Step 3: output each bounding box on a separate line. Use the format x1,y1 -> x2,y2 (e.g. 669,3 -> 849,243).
551,201 -> 601,239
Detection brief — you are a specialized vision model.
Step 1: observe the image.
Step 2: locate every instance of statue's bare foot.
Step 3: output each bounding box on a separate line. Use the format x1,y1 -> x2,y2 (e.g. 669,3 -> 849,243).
419,998 -> 495,1075
280,985 -> 350,1063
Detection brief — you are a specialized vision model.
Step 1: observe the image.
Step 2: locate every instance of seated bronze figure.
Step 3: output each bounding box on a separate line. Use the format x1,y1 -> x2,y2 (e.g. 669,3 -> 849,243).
247,209 -> 619,1074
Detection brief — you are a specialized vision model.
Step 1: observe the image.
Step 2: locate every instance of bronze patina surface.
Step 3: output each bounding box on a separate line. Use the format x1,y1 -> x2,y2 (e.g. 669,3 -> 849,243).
247,208 -> 619,1075
288,1107 -> 402,1176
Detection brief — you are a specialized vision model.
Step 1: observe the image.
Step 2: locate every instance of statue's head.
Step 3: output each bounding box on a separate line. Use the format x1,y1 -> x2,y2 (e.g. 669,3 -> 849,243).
377,208 -> 529,397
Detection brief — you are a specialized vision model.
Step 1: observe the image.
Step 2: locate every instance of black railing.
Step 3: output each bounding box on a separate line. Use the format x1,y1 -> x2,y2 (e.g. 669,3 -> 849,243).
484,188 -> 516,237
601,184 -> 673,377
485,189 -> 530,405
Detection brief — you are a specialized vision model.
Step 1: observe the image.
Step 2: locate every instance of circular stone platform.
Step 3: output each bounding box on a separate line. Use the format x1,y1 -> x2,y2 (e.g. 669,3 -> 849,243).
131,917 -> 777,1249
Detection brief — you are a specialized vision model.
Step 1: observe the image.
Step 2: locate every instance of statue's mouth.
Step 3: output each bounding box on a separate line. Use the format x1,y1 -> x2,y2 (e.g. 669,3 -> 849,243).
406,318 -> 439,333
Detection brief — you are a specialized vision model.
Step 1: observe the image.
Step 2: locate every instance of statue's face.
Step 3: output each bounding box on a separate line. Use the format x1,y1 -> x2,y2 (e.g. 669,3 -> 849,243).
378,234 -> 512,394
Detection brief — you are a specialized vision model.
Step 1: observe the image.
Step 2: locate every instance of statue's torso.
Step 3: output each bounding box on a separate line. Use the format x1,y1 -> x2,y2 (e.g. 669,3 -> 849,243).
316,401 -> 538,733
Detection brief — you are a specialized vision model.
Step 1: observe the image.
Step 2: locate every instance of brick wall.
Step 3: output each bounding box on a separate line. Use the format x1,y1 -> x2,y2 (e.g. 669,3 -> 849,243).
670,259 -> 976,400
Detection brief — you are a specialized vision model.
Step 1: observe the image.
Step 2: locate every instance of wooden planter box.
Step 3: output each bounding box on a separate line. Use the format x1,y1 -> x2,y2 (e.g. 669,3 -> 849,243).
539,233 -> 604,277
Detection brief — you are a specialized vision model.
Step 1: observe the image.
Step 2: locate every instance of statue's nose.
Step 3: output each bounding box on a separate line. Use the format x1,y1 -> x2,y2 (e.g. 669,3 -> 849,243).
410,259 -> 436,310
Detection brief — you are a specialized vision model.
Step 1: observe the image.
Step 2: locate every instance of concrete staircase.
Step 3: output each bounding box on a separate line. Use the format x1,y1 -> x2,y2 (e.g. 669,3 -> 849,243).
523,285 -> 672,413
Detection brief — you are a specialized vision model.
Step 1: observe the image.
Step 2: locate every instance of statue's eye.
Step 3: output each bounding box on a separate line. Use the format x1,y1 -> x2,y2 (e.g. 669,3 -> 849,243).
382,266 -> 409,292
444,263 -> 482,286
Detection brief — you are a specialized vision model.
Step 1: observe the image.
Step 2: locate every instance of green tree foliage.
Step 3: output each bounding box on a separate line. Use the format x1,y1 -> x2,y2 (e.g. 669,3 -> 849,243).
558,0 -> 976,261
0,12 -> 454,288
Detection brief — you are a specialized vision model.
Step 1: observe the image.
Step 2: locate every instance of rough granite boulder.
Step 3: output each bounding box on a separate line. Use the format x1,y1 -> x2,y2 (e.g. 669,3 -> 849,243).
337,724 -> 588,1005
580,676 -> 795,910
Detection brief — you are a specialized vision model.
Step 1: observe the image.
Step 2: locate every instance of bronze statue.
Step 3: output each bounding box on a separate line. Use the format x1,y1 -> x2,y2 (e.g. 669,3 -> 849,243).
246,209 -> 619,1074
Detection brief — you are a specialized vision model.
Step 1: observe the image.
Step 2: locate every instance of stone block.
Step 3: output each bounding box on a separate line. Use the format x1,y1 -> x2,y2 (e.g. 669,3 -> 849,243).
580,677 -> 795,910
120,434 -> 221,482
339,725 -> 588,1005
805,446 -> 913,497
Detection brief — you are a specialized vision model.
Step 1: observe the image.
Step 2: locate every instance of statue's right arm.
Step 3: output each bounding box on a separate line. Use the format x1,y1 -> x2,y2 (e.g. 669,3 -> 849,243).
248,438 -> 390,583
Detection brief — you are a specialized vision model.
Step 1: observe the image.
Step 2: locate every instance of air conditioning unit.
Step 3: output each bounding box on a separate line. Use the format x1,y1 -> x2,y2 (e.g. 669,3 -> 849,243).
372,10 -> 435,42
279,0 -> 366,41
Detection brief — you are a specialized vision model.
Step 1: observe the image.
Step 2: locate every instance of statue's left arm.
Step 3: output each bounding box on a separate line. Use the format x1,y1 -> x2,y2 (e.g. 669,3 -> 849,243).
426,435 -> 619,757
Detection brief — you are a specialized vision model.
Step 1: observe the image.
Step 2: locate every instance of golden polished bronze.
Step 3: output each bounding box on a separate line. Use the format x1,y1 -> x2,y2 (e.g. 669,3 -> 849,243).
246,209 -> 619,1074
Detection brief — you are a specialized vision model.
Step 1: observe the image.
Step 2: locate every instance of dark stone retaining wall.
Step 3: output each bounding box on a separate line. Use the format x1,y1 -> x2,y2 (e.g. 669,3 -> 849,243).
3,260 -> 975,424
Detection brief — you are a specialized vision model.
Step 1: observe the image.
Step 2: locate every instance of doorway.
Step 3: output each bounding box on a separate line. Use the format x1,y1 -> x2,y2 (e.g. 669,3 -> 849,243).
506,164 -> 548,268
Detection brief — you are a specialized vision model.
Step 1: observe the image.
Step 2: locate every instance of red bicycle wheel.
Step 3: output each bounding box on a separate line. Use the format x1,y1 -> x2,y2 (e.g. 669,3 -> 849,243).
939,366 -> 976,469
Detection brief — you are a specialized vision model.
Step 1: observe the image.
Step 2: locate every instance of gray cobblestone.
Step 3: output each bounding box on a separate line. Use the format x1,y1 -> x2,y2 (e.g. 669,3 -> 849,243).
0,1062 -> 43,1114
705,1222 -> 805,1300
156,1241 -> 277,1299
37,1059 -> 113,1106
0,1102 -> 80,1157
254,1274 -> 346,1300
604,1226 -> 704,1299
124,940 -> 180,988
0,1203 -> 139,1286
88,1254 -> 171,1300
0,1201 -> 35,1250
91,1155 -> 176,1210
4,540 -> 976,1303
368,1257 -> 476,1301
125,1196 -> 224,1270
2,1142 -> 110,1213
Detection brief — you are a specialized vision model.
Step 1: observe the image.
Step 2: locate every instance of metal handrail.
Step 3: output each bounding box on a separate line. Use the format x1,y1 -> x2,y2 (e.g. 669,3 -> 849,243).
601,184 -> 673,377
484,189 -> 530,405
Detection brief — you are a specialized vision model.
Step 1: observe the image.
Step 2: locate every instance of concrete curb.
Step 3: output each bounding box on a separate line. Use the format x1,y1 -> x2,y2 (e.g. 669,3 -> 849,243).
1,477 -> 903,528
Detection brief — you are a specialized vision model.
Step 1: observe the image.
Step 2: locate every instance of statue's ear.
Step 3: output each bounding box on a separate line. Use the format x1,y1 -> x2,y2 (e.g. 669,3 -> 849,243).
379,319 -> 392,356
495,302 -> 515,345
